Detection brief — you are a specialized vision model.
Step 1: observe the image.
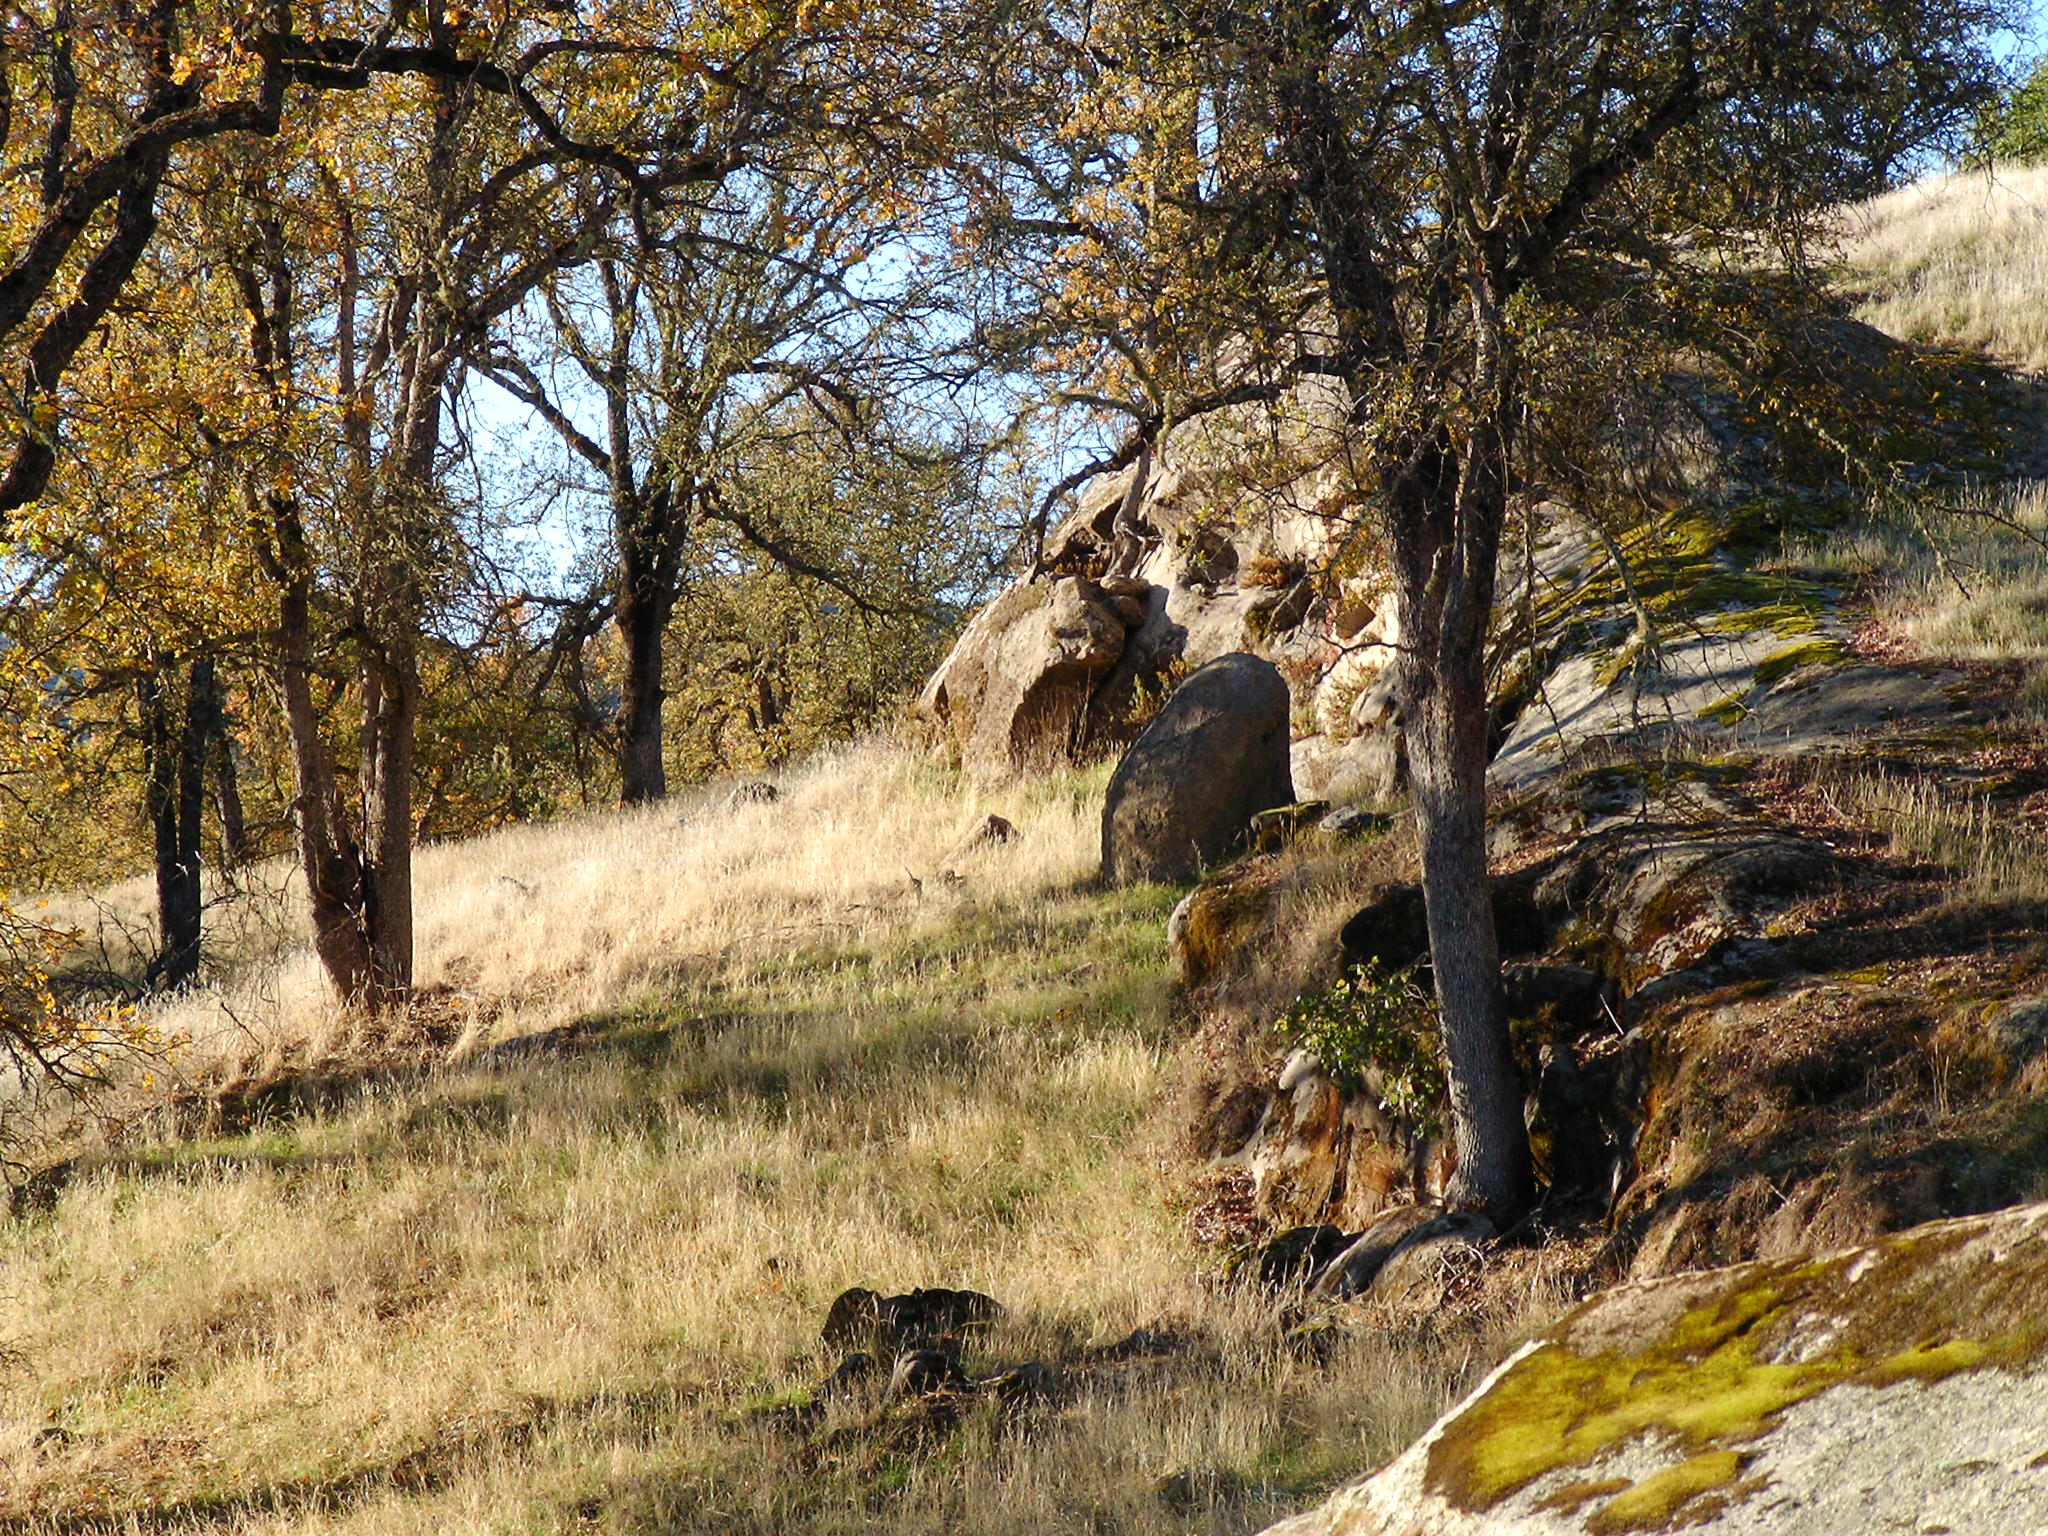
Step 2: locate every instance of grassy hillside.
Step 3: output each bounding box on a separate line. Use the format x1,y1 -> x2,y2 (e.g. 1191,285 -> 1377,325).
1837,164 -> 2048,371
0,750 -> 1551,1534
9,161 -> 2048,1536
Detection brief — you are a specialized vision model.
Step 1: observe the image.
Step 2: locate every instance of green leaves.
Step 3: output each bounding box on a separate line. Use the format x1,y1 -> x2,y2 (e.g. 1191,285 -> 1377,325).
1277,965 -> 1446,1130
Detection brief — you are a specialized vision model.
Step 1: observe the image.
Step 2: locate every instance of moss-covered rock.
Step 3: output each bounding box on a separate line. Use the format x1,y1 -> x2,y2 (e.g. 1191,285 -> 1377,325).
1259,1202 -> 2048,1535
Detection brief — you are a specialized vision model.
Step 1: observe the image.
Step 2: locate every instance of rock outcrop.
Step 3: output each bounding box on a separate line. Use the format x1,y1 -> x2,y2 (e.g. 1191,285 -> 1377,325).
918,324 -> 2029,799
915,407 -> 1409,793
1260,1201 -> 2048,1536
915,576 -> 1137,780
1206,776 -> 1845,1233
1101,653 -> 1294,885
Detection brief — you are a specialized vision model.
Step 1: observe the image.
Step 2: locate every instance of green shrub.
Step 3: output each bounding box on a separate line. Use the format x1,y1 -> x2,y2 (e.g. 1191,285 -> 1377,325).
1986,56 -> 2048,164
1277,966 -> 1446,1128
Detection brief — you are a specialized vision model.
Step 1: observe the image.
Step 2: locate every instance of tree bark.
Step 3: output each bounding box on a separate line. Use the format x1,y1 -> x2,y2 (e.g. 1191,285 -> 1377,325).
615,479 -> 679,804
210,721 -> 249,868
138,660 -> 210,991
357,628 -> 419,1008
1386,368 -> 1535,1226
268,498 -> 377,1005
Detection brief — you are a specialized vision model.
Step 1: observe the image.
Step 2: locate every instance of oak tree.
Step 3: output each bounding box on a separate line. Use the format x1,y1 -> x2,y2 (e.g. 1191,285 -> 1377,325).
972,0 -> 1996,1221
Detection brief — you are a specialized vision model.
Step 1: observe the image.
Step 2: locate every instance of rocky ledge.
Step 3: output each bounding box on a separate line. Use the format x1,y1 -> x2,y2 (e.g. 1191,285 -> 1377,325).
1261,1200 -> 2048,1535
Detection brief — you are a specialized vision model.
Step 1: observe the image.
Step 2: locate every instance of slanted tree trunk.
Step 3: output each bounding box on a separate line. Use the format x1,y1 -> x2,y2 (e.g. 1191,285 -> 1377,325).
265,493 -> 377,1003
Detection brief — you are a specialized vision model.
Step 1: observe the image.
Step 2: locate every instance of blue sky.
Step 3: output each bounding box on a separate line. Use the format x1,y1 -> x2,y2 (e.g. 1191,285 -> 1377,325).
1997,4 -> 2045,66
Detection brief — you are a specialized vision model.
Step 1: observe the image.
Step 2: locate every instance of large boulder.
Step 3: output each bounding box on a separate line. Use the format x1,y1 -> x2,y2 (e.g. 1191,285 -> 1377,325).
1101,653 -> 1294,885
914,576 -> 1134,781
1260,1201 -> 2048,1536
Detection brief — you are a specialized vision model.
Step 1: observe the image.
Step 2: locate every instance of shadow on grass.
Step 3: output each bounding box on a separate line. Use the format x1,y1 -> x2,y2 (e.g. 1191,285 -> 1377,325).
0,1382 -> 703,1536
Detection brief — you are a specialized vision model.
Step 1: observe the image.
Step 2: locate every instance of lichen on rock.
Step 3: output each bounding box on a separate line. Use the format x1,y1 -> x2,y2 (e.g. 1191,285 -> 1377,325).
1258,1202 -> 2048,1535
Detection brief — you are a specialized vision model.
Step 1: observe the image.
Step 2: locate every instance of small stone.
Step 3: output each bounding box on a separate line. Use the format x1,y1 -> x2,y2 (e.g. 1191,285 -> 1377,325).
1249,801 -> 1333,854
884,1348 -> 960,1402
1321,804 -> 1393,838
1986,998 -> 2048,1067
940,814 -> 1017,871
727,779 -> 779,807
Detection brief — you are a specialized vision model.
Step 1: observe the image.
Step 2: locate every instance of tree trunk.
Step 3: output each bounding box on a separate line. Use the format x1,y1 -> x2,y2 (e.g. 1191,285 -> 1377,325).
615,543 -> 673,804
614,477 -> 680,805
138,661 -> 209,991
210,728 -> 249,868
1390,414 -> 1535,1227
358,629 -> 418,1008
267,495 -> 377,1003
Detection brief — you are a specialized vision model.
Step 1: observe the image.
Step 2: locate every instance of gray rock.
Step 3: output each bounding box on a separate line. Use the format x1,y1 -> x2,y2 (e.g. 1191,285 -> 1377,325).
1258,1201 -> 2048,1536
1360,1213 -> 1495,1312
1986,997 -> 2048,1067
1250,800 -> 1333,854
915,577 -> 1134,781
1310,1204 -> 1446,1299
1102,653 -> 1294,885
1320,805 -> 1394,839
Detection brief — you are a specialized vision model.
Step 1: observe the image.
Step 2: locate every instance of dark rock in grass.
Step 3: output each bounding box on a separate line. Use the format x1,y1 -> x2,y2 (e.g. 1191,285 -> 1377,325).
1226,1223 -> 1354,1291
821,1285 -> 1005,1354
940,813 -> 1017,872
884,1347 -> 963,1403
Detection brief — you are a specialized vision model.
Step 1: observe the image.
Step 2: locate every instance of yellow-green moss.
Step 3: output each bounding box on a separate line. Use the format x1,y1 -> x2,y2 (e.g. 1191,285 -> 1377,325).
1698,693 -> 1751,726
1585,1451 -> 1748,1535
1753,636 -> 1849,688
1423,1238 -> 2048,1529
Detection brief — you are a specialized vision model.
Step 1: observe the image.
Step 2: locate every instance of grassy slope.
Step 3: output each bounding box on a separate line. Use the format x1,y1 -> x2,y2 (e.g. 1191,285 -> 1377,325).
0,750 -> 1523,1535
1837,163 -> 2048,373
10,161 -> 2046,1536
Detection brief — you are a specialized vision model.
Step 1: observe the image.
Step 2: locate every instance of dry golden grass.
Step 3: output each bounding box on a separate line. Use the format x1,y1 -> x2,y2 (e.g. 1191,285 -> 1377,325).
1820,768 -> 2048,906
0,746 -> 1557,1534
1834,164 -> 2048,371
48,742 -> 1111,1082
1786,482 -> 2048,667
